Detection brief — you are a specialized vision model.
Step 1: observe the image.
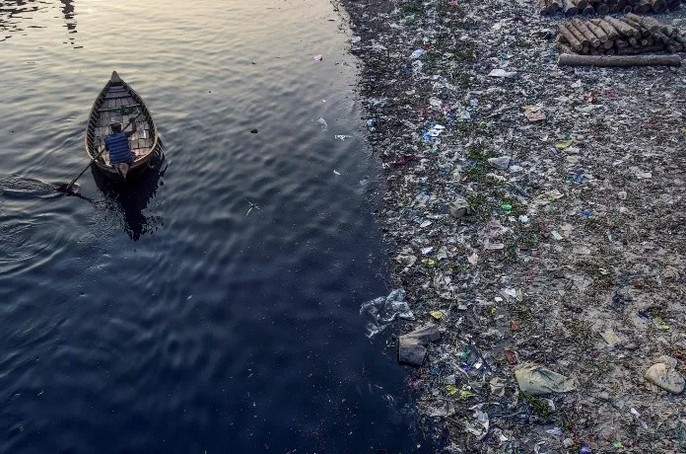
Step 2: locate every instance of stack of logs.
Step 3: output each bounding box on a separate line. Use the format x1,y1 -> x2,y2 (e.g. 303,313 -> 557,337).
539,0 -> 681,16
557,14 -> 686,55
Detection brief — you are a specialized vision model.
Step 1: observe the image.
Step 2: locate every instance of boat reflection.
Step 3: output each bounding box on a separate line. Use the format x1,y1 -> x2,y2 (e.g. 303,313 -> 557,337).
92,150 -> 166,241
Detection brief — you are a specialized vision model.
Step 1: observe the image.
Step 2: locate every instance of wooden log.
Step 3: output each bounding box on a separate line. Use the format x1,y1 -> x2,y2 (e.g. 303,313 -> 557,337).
582,3 -> 596,13
623,4 -> 634,11
572,19 -> 600,47
596,2 -> 611,13
567,21 -> 591,46
558,53 -> 681,66
576,0 -> 590,9
539,0 -> 561,14
573,19 -> 602,47
563,0 -> 580,14
605,17 -> 639,37
616,45 -> 666,54
624,18 -> 647,33
628,36 -> 639,46
558,43 -> 576,55
586,20 -> 609,42
559,23 -> 586,51
635,0 -> 652,12
653,30 -> 672,44
627,15 -> 673,40
653,31 -> 683,51
615,38 -> 629,48
603,39 -> 615,49
626,13 -> 659,31
663,25 -> 680,38
592,19 -> 620,39
539,0 -> 551,13
606,48 -> 617,55
651,0 -> 668,11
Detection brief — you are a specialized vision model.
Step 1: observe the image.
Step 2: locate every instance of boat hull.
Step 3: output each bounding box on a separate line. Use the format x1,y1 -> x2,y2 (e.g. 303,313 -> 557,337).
84,71 -> 160,182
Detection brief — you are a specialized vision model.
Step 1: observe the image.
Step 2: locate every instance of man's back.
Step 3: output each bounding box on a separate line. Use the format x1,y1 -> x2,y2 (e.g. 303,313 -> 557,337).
105,132 -> 132,164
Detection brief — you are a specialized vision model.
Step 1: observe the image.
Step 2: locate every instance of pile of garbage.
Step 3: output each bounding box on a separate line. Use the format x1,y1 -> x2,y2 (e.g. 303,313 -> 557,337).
341,0 -> 686,451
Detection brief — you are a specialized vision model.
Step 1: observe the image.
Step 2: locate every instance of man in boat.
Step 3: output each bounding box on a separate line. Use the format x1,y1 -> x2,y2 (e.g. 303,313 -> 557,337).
104,119 -> 137,179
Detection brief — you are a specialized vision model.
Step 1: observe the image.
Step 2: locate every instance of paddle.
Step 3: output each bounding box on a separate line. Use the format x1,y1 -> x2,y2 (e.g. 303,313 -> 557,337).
56,112 -> 143,195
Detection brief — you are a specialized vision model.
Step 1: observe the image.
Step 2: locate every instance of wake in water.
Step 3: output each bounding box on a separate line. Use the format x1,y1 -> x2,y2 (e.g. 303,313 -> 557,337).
0,175 -> 80,199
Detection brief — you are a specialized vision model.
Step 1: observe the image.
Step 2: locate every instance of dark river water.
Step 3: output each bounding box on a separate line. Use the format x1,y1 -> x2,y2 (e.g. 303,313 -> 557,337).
0,1 -> 431,453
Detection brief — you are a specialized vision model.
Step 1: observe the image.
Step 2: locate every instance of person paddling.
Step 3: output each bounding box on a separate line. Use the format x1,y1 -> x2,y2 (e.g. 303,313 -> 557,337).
104,119 -> 137,178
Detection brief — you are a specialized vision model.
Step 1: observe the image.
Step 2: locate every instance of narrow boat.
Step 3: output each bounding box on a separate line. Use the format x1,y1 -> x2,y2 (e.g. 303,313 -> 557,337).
84,71 -> 160,181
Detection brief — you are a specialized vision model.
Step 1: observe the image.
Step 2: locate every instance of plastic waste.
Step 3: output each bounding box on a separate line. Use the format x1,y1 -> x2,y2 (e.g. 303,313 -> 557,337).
398,324 -> 440,366
465,404 -> 489,440
360,289 -> 415,338
555,138 -> 574,150
450,197 -> 470,219
514,363 -> 578,395
645,356 -> 685,394
488,156 -> 511,170
316,117 -> 328,131
422,124 -> 445,142
579,443 -> 591,454
522,104 -> 546,122
410,48 -> 426,59
488,68 -> 516,78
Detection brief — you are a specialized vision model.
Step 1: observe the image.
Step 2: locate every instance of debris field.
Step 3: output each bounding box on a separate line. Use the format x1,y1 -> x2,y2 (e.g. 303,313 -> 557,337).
338,0 -> 686,451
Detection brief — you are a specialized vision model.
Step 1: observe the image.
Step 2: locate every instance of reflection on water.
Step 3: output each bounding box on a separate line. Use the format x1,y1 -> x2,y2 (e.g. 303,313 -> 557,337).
59,0 -> 78,47
92,150 -> 166,241
0,0 -> 77,45
0,0 -> 48,42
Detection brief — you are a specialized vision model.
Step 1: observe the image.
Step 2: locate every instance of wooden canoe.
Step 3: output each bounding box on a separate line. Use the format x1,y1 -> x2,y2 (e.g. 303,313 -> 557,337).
84,71 -> 160,181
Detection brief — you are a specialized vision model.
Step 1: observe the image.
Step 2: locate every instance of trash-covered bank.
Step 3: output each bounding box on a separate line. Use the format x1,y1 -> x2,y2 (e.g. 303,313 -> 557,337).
336,0 -> 686,451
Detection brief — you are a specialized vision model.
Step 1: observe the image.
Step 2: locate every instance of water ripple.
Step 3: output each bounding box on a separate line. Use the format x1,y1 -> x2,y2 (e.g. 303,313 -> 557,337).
0,1 -> 430,453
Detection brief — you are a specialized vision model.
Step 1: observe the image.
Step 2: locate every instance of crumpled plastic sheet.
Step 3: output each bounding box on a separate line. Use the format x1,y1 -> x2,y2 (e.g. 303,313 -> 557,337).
465,404 -> 490,440
360,289 -> 415,338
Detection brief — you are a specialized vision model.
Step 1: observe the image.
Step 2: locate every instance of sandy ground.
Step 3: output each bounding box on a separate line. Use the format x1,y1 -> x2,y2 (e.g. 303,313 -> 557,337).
336,0 -> 686,451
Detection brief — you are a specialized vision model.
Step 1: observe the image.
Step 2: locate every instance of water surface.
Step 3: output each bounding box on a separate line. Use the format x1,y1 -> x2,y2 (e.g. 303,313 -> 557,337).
0,1 -> 430,452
